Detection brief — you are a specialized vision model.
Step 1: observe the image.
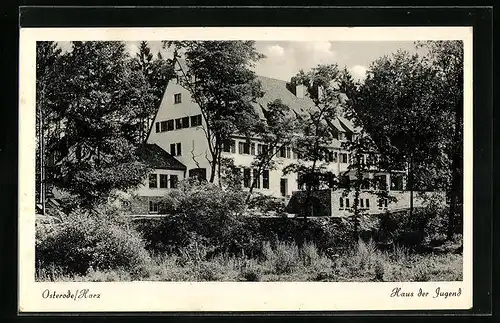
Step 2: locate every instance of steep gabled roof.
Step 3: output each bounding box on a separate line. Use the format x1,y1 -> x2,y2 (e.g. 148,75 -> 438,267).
135,144 -> 186,170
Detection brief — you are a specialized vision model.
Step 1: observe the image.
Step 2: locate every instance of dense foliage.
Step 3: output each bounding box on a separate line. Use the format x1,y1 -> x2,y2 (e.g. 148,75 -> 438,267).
36,210 -> 151,277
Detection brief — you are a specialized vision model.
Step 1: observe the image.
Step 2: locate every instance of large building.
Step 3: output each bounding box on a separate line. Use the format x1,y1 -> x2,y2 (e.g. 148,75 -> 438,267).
125,59 -> 434,216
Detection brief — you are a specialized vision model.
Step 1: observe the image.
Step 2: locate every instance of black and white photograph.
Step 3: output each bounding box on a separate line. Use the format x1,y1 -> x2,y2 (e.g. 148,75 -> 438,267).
19,26 -> 473,312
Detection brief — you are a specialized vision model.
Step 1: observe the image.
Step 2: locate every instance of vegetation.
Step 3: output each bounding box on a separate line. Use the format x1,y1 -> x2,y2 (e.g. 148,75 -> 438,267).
36,180 -> 462,282
283,64 -> 348,218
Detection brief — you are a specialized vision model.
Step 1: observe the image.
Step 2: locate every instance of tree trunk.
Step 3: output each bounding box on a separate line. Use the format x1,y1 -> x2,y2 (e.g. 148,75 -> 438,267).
209,156 -> 217,183
217,147 -> 222,187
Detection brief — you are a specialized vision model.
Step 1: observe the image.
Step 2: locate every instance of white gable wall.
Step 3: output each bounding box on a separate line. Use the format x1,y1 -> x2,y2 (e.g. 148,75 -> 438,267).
147,78 -> 212,177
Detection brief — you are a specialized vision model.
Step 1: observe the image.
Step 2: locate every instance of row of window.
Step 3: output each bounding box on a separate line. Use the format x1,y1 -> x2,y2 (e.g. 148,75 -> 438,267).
155,114 -> 203,133
339,197 -> 389,210
148,173 -> 179,189
223,139 -> 357,164
233,168 -> 291,197
233,168 -> 270,189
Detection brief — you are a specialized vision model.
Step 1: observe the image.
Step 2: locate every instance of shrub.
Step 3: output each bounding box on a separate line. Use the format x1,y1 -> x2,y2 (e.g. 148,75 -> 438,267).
240,267 -> 262,282
36,209 -> 151,277
374,260 -> 386,281
196,262 -> 225,281
152,181 -> 252,256
300,241 -> 320,267
270,241 -> 300,274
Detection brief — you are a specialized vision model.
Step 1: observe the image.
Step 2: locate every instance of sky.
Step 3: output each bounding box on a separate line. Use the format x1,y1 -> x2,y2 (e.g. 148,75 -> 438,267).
58,40 -> 419,82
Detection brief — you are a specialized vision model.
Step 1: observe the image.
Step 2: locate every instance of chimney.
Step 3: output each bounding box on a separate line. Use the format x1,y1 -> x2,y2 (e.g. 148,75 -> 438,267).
296,84 -> 306,99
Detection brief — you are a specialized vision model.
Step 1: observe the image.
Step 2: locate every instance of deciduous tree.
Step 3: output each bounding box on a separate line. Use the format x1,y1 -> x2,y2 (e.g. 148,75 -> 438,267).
283,64 -> 348,219
163,41 -> 264,184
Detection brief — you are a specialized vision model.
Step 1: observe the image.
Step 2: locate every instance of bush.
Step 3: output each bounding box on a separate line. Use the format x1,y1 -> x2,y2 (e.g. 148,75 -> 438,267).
241,267 -> 262,282
152,181 -> 252,256
36,209 -> 151,277
265,241 -> 300,274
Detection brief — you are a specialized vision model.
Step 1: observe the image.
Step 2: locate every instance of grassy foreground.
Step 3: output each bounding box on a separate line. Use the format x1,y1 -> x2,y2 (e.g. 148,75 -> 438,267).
37,240 -> 462,282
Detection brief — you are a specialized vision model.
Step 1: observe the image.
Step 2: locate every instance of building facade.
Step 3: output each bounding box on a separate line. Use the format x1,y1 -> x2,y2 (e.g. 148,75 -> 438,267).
137,59 -> 430,216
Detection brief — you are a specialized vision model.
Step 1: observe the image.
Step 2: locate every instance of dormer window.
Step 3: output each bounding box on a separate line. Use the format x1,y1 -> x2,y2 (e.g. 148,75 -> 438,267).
174,93 -> 182,104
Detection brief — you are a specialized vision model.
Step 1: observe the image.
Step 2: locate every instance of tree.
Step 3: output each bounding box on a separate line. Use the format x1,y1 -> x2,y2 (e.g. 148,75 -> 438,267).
44,41 -> 152,208
126,42 -> 175,143
356,50 -> 447,219
245,99 -> 300,203
163,41 -> 264,184
283,64 -> 348,219
417,41 -> 464,239
36,41 -> 63,213
339,68 -> 393,240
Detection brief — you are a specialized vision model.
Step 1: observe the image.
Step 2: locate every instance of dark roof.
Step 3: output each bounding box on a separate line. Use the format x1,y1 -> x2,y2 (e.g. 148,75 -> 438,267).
135,144 -> 186,170
171,61 -> 358,136
255,76 -> 317,117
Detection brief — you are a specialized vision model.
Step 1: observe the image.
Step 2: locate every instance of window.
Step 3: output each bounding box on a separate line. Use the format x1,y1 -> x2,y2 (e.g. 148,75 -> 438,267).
175,118 -> 182,129
257,144 -> 263,155
149,200 -> 159,214
169,143 -> 181,156
230,140 -> 236,153
339,197 -> 344,209
286,147 -> 291,159
243,168 -> 251,188
174,93 -> 182,104
170,175 -> 179,188
167,120 -> 174,131
366,199 -> 370,208
239,142 -> 250,154
333,152 -> 338,162
262,170 -> 269,189
360,198 -> 364,208
159,174 -> 168,188
391,175 -> 404,191
160,121 -> 168,132
182,116 -> 190,128
378,198 -> 388,209
250,143 -> 256,155
149,174 -> 157,188
345,198 -> 350,208
327,151 -> 334,162
223,140 -> 231,153
191,114 -> 202,127
155,122 -> 160,133
376,175 -> 387,190
262,145 -> 269,155
279,146 -> 286,158
340,153 -> 348,163
280,178 -> 288,197
223,139 -> 235,153
253,169 -> 260,188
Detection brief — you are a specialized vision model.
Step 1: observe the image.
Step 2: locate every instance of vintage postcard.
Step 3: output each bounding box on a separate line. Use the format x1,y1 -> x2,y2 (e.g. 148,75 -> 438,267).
19,26 -> 472,312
